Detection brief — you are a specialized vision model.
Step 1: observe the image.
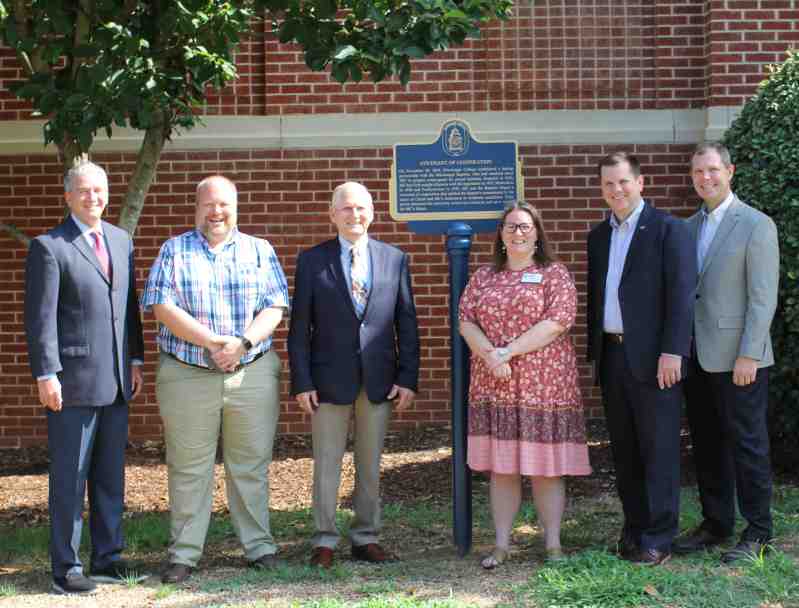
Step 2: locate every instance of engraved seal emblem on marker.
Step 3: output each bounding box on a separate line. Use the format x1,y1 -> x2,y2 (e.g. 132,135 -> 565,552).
442,120 -> 469,157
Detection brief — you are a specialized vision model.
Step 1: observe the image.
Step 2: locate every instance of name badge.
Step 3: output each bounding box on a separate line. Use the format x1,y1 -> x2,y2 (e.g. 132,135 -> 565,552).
521,272 -> 543,284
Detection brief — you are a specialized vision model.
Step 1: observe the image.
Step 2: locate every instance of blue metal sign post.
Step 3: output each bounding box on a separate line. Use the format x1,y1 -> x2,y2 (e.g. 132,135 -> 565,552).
390,120 -> 522,558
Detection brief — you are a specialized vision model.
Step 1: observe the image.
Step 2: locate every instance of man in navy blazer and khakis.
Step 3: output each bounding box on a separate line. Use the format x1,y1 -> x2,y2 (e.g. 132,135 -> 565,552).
288,181 -> 420,569
24,161 -> 144,594
587,152 -> 696,566
674,142 -> 779,564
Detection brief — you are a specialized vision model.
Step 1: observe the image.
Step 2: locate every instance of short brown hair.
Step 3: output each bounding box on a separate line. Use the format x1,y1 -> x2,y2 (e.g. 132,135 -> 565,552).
597,151 -> 641,178
693,141 -> 732,166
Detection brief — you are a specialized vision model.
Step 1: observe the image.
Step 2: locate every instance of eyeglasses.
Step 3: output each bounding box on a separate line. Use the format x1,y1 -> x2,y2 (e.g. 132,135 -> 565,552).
502,222 -> 534,234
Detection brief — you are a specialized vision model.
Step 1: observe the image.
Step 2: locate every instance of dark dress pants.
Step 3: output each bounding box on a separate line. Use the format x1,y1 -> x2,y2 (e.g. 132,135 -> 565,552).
600,339 -> 682,552
47,397 -> 128,578
683,359 -> 772,542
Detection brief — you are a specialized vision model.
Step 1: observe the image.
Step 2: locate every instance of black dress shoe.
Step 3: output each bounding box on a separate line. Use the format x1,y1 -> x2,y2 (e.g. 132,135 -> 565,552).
627,547 -> 672,566
721,540 -> 771,565
673,526 -> 731,555
90,560 -> 148,584
161,562 -> 193,584
52,573 -> 97,594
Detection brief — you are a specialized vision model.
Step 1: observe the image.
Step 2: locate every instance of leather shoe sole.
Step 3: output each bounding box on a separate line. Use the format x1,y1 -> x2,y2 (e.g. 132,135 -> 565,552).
673,528 -> 731,555
721,540 -> 772,565
161,563 -> 193,584
351,543 -> 398,563
627,548 -> 672,566
310,547 -> 335,569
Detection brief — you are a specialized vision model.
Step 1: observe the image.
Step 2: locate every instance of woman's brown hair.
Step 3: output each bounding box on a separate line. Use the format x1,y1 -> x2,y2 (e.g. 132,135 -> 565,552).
492,201 -> 557,272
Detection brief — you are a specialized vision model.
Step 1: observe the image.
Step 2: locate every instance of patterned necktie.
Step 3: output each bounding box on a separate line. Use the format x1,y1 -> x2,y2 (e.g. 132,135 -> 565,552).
91,231 -> 111,278
350,247 -> 368,318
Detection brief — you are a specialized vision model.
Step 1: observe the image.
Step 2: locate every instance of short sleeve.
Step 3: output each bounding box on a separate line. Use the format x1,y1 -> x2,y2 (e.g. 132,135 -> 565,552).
140,240 -> 177,311
541,263 -> 577,330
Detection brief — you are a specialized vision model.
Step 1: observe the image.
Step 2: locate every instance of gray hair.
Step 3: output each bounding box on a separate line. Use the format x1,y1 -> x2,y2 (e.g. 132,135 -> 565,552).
64,161 -> 108,192
694,141 -> 733,167
331,181 -> 373,209
196,175 -> 238,200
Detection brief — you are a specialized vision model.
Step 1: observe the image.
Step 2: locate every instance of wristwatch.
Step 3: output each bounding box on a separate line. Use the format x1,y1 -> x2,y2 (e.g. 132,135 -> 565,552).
496,347 -> 510,360
240,336 -> 254,351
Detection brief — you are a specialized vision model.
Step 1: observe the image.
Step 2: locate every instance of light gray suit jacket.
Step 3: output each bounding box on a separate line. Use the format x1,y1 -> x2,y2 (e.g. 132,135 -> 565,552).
688,195 -> 779,372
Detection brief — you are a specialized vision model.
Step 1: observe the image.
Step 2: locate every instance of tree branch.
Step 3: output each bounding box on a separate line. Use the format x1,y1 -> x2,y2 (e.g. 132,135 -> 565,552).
0,223 -> 32,248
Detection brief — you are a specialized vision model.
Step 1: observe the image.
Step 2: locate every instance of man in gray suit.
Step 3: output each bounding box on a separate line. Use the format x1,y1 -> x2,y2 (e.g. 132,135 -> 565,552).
674,142 -> 779,564
25,161 -> 145,593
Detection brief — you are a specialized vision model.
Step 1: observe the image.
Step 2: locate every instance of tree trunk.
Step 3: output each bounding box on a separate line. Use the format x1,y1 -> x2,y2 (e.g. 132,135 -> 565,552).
118,110 -> 168,235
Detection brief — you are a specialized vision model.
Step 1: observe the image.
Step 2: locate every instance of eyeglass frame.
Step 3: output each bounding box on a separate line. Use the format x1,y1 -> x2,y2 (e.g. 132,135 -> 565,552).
501,222 -> 534,234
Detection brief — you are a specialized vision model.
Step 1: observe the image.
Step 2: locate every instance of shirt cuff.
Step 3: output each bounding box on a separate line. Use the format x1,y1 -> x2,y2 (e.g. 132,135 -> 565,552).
131,359 -> 144,366
661,353 -> 682,360
37,374 -> 57,381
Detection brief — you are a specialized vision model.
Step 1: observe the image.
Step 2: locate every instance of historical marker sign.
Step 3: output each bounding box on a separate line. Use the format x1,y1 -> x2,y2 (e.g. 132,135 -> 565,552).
390,119 -> 521,224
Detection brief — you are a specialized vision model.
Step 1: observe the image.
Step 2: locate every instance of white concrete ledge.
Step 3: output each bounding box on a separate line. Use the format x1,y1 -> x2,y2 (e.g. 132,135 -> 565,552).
0,109 -> 736,155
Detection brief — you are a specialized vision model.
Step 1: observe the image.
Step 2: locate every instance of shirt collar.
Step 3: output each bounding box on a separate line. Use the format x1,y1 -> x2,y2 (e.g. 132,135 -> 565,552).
71,214 -> 103,236
609,199 -> 644,230
338,234 -> 369,255
195,226 -> 239,250
702,192 -> 734,221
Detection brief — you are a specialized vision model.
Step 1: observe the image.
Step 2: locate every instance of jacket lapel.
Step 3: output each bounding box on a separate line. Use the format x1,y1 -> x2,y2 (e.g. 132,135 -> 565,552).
620,202 -> 650,283
327,239 -> 359,318
364,240 -> 384,319
104,222 -> 125,291
67,217 -> 110,284
698,197 -> 741,284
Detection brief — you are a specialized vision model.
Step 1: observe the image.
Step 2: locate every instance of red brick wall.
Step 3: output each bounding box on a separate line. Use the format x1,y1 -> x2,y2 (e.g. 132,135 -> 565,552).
0,144 -> 699,447
706,0 -> 799,106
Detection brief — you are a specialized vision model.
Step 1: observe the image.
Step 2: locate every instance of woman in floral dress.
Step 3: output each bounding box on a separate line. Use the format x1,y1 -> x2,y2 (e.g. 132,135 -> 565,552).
459,201 -> 591,568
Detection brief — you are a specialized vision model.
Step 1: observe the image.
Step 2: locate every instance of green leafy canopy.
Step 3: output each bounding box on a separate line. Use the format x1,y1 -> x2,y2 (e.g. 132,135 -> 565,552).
0,0 -> 513,155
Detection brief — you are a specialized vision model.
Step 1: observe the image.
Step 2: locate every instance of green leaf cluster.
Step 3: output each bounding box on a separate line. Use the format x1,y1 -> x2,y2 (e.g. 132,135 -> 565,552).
0,0 -> 259,153
1,1 -> 513,156
723,49 -> 799,469
264,0 -> 513,85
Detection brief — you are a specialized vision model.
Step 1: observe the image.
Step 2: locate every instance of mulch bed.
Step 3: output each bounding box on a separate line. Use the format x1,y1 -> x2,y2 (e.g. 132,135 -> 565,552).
0,422 -> 710,530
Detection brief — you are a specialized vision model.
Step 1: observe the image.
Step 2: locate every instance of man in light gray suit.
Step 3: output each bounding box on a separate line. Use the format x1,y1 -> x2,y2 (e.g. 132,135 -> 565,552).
674,142 -> 779,564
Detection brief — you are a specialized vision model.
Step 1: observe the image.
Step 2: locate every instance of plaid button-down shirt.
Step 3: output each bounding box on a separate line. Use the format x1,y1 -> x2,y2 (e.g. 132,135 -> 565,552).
141,228 -> 289,367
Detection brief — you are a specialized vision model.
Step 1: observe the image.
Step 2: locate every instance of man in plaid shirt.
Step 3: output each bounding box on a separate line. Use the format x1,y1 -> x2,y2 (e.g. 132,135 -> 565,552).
142,175 -> 289,584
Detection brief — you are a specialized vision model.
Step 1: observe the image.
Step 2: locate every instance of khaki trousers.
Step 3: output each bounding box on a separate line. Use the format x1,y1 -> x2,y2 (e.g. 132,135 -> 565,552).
157,351 -> 281,566
312,390 -> 392,548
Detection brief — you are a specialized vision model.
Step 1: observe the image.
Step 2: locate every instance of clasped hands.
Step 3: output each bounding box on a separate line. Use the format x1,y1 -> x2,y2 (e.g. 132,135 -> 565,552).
207,334 -> 247,372
483,345 -> 513,379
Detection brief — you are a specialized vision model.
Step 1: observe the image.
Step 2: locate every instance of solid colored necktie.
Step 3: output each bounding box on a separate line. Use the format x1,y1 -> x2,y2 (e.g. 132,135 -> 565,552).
350,247 -> 367,318
92,231 -> 111,278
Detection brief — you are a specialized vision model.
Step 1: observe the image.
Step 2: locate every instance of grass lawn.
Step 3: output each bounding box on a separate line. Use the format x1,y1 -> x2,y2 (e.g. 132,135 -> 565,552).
1,484 -> 798,607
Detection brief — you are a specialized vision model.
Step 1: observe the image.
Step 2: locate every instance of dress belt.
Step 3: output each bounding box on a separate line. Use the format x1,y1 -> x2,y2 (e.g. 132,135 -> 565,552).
165,350 -> 265,373
604,333 -> 624,344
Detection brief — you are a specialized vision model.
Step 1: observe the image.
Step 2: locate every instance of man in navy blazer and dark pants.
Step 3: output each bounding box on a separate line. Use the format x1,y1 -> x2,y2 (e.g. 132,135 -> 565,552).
288,181 -> 420,569
24,162 -> 144,594
587,152 -> 696,566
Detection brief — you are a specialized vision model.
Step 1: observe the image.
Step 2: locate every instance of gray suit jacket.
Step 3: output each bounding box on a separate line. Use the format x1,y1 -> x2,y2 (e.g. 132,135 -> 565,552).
24,216 -> 144,406
688,195 -> 779,372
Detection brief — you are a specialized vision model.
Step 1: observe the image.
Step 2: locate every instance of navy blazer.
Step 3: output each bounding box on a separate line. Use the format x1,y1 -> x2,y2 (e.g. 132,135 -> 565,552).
288,237 -> 420,405
24,217 -> 144,406
586,202 -> 696,385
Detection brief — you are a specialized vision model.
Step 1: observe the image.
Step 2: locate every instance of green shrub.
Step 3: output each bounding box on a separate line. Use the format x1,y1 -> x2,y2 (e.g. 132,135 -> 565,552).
723,49 -> 799,470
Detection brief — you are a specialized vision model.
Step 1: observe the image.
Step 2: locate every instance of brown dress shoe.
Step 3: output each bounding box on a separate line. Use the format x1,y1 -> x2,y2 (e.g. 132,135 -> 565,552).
310,547 -> 335,569
248,553 -> 284,570
673,526 -> 731,555
627,547 -> 672,566
161,563 -> 193,584
351,543 -> 398,563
